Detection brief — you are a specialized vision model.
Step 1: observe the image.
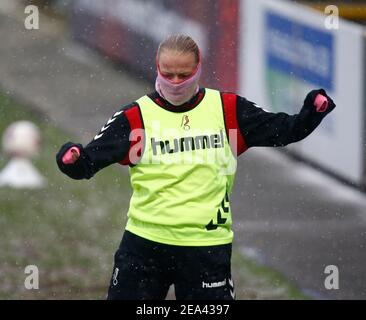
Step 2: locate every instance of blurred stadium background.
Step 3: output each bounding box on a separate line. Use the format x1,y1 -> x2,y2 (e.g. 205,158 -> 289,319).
1,0 -> 366,299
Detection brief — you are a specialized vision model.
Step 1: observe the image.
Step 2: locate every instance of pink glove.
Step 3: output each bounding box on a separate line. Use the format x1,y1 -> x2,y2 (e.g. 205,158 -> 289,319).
62,146 -> 80,164
314,94 -> 329,112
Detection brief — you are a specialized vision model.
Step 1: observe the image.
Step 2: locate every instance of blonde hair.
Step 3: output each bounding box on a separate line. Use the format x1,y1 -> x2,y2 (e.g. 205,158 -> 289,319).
157,34 -> 200,63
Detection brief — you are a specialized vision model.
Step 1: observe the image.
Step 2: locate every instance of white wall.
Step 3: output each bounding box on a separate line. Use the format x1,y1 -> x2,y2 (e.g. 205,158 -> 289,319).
239,0 -> 365,184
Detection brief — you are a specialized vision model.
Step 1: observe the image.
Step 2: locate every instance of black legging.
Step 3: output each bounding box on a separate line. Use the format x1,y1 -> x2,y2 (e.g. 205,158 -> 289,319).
107,230 -> 235,300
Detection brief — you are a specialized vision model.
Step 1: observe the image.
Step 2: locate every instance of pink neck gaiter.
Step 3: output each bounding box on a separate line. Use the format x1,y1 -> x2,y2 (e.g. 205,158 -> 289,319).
155,59 -> 202,106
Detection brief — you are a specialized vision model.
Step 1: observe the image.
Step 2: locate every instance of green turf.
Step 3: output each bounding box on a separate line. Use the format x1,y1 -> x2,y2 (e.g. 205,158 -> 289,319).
0,92 -> 131,299
231,252 -> 310,299
0,92 -> 309,299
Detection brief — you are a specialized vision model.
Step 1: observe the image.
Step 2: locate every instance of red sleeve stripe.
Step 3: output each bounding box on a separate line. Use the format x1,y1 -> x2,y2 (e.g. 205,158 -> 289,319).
119,104 -> 145,166
221,92 -> 248,156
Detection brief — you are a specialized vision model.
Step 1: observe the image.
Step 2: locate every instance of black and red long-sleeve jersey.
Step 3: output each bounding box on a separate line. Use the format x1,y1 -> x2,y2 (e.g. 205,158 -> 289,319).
56,88 -> 335,179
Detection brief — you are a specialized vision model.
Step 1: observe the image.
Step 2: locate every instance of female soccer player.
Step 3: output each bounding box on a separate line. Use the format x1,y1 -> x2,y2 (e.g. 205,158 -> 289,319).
56,34 -> 336,300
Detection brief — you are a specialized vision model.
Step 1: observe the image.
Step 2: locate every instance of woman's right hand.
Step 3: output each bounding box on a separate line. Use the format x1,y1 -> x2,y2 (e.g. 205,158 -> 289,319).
56,142 -> 82,166
62,146 -> 80,164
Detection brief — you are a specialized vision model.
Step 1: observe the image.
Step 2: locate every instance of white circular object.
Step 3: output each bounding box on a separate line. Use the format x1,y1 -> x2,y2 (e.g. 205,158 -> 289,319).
2,121 -> 41,158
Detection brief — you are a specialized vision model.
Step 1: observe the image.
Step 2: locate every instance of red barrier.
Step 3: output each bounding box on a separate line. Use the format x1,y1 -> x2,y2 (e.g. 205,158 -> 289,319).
70,0 -> 239,92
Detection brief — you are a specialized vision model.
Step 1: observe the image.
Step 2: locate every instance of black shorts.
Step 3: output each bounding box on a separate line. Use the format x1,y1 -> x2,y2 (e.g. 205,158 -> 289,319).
107,230 -> 235,300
